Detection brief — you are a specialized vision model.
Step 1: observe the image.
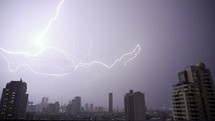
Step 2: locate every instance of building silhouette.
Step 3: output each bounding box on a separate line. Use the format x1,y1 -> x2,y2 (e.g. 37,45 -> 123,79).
0,79 -> 28,119
90,103 -> 94,112
66,96 -> 81,115
172,63 -> 215,121
39,97 -> 48,112
124,90 -> 146,121
85,103 -> 89,111
45,102 -> 60,115
109,92 -> 113,113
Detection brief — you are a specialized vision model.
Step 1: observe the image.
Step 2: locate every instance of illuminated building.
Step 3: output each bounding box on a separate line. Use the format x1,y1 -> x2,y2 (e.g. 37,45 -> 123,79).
0,79 -> 28,119
124,90 -> 146,121
172,63 -> 215,121
109,93 -> 113,113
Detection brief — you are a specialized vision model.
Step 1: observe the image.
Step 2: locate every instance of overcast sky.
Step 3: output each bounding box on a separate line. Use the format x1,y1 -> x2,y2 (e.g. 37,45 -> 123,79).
0,0 -> 215,109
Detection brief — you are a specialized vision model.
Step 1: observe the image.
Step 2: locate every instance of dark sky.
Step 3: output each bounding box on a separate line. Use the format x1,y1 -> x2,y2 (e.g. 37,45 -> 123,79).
0,0 -> 215,110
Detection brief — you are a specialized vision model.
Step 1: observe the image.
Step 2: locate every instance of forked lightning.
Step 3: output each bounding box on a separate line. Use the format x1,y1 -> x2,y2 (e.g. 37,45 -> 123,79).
0,0 -> 141,76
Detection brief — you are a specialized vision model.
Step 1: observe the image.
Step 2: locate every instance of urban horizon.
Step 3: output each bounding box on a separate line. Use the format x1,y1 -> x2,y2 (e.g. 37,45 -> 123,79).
1,61 -> 214,110
0,62 -> 214,120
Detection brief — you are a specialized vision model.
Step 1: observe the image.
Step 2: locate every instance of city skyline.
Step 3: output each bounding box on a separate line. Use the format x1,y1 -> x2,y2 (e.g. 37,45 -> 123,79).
0,0 -> 215,110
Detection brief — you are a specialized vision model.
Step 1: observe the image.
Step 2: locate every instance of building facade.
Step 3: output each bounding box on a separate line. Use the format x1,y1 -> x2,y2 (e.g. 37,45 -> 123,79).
0,79 -> 28,119
172,63 -> 215,121
109,92 -> 113,113
124,90 -> 146,121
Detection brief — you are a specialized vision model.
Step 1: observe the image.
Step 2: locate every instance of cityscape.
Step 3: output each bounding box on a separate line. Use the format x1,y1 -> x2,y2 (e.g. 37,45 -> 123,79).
0,62 -> 215,120
0,0 -> 215,121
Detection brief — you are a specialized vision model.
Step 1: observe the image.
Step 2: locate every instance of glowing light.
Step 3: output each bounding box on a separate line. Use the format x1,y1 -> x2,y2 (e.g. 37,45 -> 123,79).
0,0 -> 141,76
34,0 -> 64,50
0,44 -> 141,76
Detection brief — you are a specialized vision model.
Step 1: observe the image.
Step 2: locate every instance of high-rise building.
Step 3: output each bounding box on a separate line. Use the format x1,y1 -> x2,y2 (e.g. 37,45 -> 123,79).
66,96 -> 81,115
124,90 -> 146,121
109,93 -> 113,113
85,103 -> 89,111
0,79 -> 28,119
172,63 -> 215,121
75,96 -> 81,113
39,97 -> 49,112
90,103 -> 94,112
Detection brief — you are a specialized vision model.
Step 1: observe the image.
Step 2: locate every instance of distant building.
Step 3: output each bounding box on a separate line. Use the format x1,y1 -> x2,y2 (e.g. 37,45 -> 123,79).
124,90 -> 146,121
59,104 -> 67,113
98,106 -> 105,112
80,106 -> 84,112
66,96 -> 81,115
0,79 -> 28,119
94,106 -> 98,112
109,93 -> 113,113
45,102 -> 60,115
172,63 -> 215,121
85,103 -> 89,111
39,97 -> 48,112
90,103 -> 94,112
75,96 -> 81,113
27,102 -> 37,113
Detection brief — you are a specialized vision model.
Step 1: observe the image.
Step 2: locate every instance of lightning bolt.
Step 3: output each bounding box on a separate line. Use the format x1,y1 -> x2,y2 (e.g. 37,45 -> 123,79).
74,44 -> 141,70
35,0 -> 64,50
0,0 -> 141,77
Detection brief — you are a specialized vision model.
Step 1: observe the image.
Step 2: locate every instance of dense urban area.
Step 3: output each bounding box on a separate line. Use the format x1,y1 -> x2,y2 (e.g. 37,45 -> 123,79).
0,62 -> 215,121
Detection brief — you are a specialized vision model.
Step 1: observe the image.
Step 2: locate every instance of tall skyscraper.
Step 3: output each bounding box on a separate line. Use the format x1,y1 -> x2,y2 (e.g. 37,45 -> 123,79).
124,90 -> 146,121
0,79 -> 28,119
109,92 -> 113,113
172,63 -> 215,121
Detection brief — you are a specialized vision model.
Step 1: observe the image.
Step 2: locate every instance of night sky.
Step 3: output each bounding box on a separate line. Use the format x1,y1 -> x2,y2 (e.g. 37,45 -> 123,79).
0,0 -> 215,110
